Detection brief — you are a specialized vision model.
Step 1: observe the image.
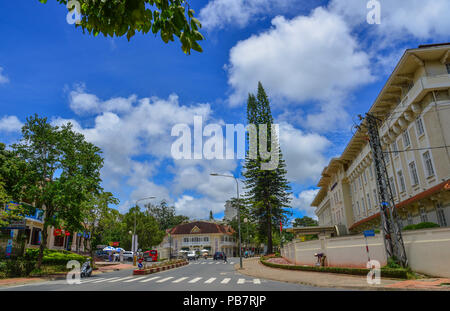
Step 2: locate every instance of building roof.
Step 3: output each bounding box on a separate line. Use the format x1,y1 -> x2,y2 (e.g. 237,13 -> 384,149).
167,221 -> 235,235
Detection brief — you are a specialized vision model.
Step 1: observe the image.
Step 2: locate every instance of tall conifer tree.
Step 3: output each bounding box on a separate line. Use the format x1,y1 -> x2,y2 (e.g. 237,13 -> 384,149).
243,82 -> 292,254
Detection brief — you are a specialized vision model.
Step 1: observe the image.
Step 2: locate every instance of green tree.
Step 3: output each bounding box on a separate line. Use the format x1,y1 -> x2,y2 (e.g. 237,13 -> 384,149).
209,210 -> 214,221
293,216 -> 318,227
146,200 -> 189,231
122,206 -> 165,250
41,0 -> 204,54
12,115 -> 104,268
243,82 -> 292,254
82,191 -> 119,258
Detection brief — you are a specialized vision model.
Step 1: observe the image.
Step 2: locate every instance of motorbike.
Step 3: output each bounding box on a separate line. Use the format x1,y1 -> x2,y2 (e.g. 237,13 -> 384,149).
80,259 -> 93,278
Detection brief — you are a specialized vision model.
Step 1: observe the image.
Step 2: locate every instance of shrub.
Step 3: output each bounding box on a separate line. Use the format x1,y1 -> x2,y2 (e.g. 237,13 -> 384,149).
0,258 -> 36,278
24,248 -> 89,265
402,222 -> 439,231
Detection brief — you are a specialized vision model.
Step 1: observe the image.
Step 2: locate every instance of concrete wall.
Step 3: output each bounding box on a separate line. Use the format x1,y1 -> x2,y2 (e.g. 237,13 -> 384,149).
282,227 -> 450,278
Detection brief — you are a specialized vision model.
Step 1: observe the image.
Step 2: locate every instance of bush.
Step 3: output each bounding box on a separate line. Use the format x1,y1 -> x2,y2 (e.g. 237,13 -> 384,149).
24,248 -> 89,265
0,258 -> 36,278
402,222 -> 440,231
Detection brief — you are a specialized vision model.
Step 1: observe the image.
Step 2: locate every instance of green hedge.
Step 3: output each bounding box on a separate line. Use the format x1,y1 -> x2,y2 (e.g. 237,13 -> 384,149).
260,258 -> 409,279
402,222 -> 440,231
24,248 -> 89,266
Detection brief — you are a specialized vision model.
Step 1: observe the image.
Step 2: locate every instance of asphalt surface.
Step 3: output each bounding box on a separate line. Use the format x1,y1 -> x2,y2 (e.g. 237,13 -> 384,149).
0,258 -> 337,291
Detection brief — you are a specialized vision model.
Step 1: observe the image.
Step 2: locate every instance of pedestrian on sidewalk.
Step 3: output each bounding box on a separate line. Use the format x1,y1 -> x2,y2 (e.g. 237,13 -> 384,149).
223,253 -> 227,263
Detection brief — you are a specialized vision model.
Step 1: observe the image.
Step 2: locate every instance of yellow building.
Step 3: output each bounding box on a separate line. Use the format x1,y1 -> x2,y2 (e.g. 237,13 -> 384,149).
313,43 -> 450,234
156,221 -> 237,259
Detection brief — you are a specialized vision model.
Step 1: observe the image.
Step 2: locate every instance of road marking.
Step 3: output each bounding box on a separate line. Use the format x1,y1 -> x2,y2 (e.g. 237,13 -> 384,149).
81,278 -> 104,284
216,262 -> 221,264
253,279 -> 261,284
91,278 -> 115,283
201,262 -> 207,265
123,276 -> 147,283
140,276 -> 161,283
108,276 -> 133,283
188,277 -> 202,283
237,278 -> 246,284
209,262 -> 214,264
230,262 -> 235,264
204,278 -> 216,284
173,277 -> 189,283
156,277 -> 174,283
221,278 -> 231,284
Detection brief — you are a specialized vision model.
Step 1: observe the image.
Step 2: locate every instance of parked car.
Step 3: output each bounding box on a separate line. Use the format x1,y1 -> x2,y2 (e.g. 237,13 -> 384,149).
123,251 -> 134,261
213,251 -> 225,260
187,250 -> 199,260
95,250 -> 109,260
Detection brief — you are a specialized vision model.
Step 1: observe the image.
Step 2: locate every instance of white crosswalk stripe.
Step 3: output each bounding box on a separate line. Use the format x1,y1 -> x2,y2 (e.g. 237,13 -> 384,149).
80,278 -> 103,284
156,277 -> 174,283
188,277 -> 202,283
108,276 -> 133,283
140,276 -> 161,283
221,278 -> 231,284
172,277 -> 189,283
123,276 -> 147,283
201,262 -> 207,265
92,277 -> 117,283
204,277 -> 216,284
237,278 -> 246,284
209,262 -> 214,264
216,262 -> 221,264
253,279 -> 261,284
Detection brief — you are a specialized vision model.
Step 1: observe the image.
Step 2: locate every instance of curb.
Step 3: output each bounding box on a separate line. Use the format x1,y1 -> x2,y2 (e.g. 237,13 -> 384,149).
234,260 -> 411,291
133,261 -> 188,275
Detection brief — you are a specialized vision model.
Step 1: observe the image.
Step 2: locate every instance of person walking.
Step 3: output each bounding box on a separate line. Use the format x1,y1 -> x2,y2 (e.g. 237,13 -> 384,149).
223,253 -> 227,263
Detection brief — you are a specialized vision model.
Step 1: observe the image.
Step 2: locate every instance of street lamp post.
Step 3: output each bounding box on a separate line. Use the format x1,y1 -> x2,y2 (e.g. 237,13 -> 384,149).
133,196 -> 156,266
211,173 -> 243,269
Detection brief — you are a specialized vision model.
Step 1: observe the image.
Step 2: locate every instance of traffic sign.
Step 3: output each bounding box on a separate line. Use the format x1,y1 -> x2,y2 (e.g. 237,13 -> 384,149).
364,230 -> 375,237
138,262 -> 143,269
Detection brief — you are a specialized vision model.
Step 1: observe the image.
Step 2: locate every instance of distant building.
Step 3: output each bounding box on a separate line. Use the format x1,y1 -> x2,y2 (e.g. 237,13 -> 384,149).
223,200 -> 238,222
156,221 -> 237,258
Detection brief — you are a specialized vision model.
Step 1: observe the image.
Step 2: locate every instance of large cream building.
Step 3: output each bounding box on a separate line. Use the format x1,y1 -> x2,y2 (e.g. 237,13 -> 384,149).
156,221 -> 237,259
313,43 -> 450,234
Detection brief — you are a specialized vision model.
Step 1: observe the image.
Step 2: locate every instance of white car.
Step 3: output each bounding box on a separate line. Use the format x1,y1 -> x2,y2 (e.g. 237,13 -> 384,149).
123,251 -> 134,261
186,251 -> 199,260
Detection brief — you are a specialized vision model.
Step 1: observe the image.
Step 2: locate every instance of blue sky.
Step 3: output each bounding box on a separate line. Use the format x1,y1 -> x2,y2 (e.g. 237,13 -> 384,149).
1,0 -> 449,224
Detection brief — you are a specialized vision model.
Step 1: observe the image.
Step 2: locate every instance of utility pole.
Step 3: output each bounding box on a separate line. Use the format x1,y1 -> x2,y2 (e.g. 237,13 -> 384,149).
360,113 -> 408,267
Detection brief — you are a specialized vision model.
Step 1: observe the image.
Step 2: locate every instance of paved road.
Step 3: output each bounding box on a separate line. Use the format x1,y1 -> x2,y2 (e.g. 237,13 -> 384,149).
0,258 -> 337,291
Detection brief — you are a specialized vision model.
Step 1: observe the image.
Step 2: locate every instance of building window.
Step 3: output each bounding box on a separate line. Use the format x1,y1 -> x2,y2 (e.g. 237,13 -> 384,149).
392,141 -> 399,157
415,117 -> 425,137
363,170 -> 367,184
369,164 -> 373,178
419,207 -> 428,223
359,176 -> 362,188
423,151 -> 435,177
54,235 -> 64,247
436,203 -> 447,227
356,201 -> 360,216
446,63 -> 450,74
373,189 -> 378,207
204,237 -> 209,242
397,170 -> 406,193
389,177 -> 397,197
403,131 -> 411,148
361,198 -> 366,215
366,193 -> 372,210
407,212 -> 413,225
409,161 -> 419,186
385,151 -> 390,164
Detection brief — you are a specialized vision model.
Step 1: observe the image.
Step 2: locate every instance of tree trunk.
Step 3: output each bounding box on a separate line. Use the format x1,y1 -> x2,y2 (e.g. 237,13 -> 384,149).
37,224 -> 48,269
267,202 -> 273,254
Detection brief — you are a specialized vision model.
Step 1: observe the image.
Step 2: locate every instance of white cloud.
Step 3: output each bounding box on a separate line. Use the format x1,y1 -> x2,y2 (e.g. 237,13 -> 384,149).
0,116 -> 22,133
226,8 -> 373,109
174,195 -> 226,220
69,84 -> 137,115
291,189 -> 319,219
0,67 -> 9,84
278,122 -> 330,183
329,0 -> 450,40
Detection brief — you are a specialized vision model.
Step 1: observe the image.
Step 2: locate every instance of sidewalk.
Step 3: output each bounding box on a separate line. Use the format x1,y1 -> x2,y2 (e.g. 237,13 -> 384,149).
0,263 -> 135,287
235,257 -> 450,291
